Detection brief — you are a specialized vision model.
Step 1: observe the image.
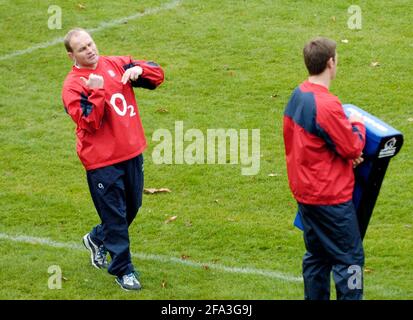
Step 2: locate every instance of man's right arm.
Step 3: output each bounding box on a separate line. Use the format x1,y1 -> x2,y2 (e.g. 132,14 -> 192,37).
62,75 -> 106,133
316,100 -> 366,160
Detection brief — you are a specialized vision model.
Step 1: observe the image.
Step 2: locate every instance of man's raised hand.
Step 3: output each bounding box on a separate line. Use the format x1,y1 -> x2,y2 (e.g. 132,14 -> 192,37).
80,73 -> 104,88
121,66 -> 143,84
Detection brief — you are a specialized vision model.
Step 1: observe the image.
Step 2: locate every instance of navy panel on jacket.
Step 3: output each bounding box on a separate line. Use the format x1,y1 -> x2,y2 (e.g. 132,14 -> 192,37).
80,92 -> 93,117
284,87 -> 318,135
284,87 -> 337,153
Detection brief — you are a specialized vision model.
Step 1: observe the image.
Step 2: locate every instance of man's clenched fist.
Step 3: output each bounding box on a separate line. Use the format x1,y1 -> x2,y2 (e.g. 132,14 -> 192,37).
80,73 -> 104,88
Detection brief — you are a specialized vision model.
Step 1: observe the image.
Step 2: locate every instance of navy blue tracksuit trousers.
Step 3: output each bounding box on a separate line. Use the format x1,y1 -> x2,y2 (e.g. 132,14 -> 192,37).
298,200 -> 364,300
86,154 -> 144,277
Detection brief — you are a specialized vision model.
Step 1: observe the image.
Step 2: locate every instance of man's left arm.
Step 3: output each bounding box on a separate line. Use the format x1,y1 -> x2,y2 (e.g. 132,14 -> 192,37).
122,58 -> 164,89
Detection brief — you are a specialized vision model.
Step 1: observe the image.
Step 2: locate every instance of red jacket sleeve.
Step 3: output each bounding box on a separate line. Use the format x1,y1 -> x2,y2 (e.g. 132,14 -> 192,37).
62,84 -> 106,134
316,100 -> 366,159
127,57 -> 164,89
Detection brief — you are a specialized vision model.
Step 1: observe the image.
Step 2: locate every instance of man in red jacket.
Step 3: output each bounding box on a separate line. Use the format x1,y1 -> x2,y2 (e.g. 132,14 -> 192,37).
62,28 -> 164,291
283,37 -> 366,300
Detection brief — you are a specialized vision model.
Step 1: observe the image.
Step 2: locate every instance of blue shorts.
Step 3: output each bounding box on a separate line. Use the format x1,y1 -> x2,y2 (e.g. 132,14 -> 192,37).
87,154 -> 144,277
298,200 -> 364,300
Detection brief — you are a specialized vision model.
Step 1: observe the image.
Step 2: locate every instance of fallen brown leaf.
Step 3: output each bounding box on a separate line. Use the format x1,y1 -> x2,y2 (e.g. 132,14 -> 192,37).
371,61 -> 380,67
331,16 -> 336,22
364,267 -> 374,273
181,255 -> 190,260
77,4 -> 86,9
202,264 -> 209,270
156,108 -> 169,113
144,188 -> 171,194
185,220 -> 193,227
407,118 -> 413,122
161,280 -> 167,288
165,215 -> 178,224
341,39 -> 349,44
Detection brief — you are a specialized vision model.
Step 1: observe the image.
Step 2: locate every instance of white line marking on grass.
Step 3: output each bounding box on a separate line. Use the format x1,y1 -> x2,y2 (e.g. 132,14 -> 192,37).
0,233 -> 302,282
0,0 -> 182,62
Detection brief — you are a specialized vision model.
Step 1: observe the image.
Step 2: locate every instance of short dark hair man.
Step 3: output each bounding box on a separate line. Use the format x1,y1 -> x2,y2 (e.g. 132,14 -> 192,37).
283,37 -> 366,300
62,28 -> 164,290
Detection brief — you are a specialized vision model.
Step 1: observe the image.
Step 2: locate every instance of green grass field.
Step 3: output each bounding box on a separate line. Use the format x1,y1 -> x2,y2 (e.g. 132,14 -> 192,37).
0,0 -> 412,299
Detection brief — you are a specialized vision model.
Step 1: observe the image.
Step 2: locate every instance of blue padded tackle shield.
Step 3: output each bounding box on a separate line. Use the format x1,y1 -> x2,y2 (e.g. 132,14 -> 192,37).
293,104 -> 404,239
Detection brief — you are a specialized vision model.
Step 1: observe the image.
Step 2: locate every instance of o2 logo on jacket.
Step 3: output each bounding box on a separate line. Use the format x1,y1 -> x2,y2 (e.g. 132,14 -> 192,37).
110,93 -> 136,117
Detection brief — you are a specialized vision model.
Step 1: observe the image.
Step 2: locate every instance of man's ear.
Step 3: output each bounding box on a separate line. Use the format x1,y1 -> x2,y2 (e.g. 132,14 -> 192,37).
327,57 -> 335,69
67,52 -> 74,61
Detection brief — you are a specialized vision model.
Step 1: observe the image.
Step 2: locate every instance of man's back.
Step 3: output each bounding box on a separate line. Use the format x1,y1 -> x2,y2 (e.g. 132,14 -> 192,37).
283,80 -> 365,205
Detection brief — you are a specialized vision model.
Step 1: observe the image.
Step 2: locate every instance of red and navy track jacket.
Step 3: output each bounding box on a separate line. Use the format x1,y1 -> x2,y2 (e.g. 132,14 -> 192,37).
62,56 -> 164,170
283,81 -> 366,205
